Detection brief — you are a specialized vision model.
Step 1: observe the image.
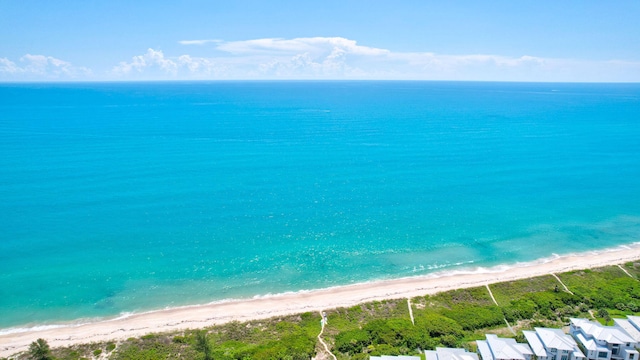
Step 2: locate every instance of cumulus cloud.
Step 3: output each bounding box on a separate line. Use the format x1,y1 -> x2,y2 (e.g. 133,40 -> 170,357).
177,55 -> 227,76
113,48 -> 178,75
200,37 -> 636,80
0,54 -> 91,79
206,37 -> 570,80
0,58 -> 20,74
110,38 -> 640,81
112,48 -> 223,78
6,36 -> 639,81
209,37 -> 391,78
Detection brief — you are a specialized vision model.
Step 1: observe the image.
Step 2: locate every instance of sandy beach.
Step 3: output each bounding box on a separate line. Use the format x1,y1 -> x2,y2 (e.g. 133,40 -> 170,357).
2,244 -> 640,357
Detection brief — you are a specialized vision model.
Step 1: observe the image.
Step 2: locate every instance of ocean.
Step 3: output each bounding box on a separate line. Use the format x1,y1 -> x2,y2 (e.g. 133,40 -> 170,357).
1,81 -> 639,330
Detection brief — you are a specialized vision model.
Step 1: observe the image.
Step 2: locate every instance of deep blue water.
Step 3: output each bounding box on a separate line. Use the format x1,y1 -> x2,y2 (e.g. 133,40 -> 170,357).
1,81 -> 640,329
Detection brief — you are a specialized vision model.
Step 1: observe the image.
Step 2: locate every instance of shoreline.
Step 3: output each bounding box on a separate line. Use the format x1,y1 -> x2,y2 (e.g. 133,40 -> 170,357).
2,244 -> 640,356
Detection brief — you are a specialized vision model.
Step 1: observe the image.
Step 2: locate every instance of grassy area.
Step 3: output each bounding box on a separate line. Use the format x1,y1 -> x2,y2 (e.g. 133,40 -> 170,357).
621,261 -> 640,280
5,265 -> 640,360
415,286 -> 496,309
558,266 -> 640,313
489,275 -> 559,306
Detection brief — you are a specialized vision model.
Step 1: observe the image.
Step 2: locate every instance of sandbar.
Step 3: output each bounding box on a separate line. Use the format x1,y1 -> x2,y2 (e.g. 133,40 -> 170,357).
2,244 -> 640,357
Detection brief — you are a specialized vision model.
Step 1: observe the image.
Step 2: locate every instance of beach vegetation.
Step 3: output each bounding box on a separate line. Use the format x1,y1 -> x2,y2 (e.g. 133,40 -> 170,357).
171,335 -> 186,344
430,287 -> 496,307
622,262 -> 640,280
28,339 -> 52,360
369,344 -> 403,356
502,299 -> 537,321
441,304 -> 504,330
36,343 -> 96,360
414,311 -> 463,338
489,275 -> 587,322
559,267 -> 640,311
107,333 -> 199,360
490,275 -> 563,305
335,329 -> 372,354
195,331 -> 213,360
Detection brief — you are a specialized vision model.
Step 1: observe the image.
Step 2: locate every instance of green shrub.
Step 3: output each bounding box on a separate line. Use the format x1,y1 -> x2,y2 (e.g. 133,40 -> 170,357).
29,338 -> 52,360
369,344 -> 401,356
503,299 -> 537,321
440,334 -> 460,348
415,312 -> 463,338
441,305 -> 504,330
335,329 -> 372,355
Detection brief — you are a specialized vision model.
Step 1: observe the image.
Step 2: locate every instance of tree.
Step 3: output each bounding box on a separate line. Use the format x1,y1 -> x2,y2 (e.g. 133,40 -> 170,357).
597,309 -> 612,325
28,338 -> 52,360
195,331 -> 213,360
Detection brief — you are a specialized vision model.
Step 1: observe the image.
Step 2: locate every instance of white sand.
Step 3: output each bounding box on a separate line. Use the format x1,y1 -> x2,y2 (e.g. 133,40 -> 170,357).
2,244 -> 640,357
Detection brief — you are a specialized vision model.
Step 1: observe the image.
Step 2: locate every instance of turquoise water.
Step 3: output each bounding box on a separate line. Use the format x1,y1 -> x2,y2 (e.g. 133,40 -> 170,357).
1,81 -> 640,329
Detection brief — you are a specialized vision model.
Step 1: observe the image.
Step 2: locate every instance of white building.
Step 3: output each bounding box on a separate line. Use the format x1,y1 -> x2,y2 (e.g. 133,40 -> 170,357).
628,316 -> 640,331
523,327 -> 586,360
370,356 -> 421,360
477,334 -> 534,360
613,316 -> 640,343
569,318 -> 638,360
426,347 -> 480,360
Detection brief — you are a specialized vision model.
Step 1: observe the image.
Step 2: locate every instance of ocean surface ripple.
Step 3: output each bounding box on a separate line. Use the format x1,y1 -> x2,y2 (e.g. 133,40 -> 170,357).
1,81 -> 639,328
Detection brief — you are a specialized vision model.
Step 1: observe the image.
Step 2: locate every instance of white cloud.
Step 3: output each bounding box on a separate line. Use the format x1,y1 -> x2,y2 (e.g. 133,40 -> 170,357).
0,54 -> 91,79
178,55 -> 226,76
112,48 -> 224,79
377,52 -> 552,79
217,37 -> 389,57
0,58 -> 20,73
113,48 -> 178,76
21,54 -> 73,75
110,39 -> 640,81
179,39 -> 221,45
202,37 -> 639,81
201,37 -> 392,79
5,37 -> 640,81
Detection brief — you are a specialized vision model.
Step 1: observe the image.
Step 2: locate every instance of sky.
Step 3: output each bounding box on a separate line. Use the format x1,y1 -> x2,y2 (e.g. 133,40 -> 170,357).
1,0 -> 640,82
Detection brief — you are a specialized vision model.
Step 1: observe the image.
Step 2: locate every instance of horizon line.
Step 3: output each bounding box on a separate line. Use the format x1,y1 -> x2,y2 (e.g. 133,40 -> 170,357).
2,79 -> 640,85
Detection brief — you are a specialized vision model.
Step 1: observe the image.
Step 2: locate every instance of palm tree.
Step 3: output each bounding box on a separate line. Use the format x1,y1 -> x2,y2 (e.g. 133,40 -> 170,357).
195,331 -> 213,360
28,338 -> 52,360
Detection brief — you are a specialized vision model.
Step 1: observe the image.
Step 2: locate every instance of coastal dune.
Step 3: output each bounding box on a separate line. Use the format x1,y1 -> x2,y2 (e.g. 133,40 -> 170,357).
2,244 -> 640,357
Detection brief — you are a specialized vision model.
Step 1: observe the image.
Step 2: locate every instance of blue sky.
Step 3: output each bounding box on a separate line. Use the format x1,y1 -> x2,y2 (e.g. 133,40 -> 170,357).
1,1 -> 639,81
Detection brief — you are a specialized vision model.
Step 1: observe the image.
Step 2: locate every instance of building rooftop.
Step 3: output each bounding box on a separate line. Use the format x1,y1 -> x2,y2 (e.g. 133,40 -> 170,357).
614,318 -> 640,342
575,332 -> 609,352
535,327 -> 579,351
571,318 -> 635,345
477,334 -> 533,360
523,330 -> 548,358
426,347 -> 479,360
627,316 -> 640,328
